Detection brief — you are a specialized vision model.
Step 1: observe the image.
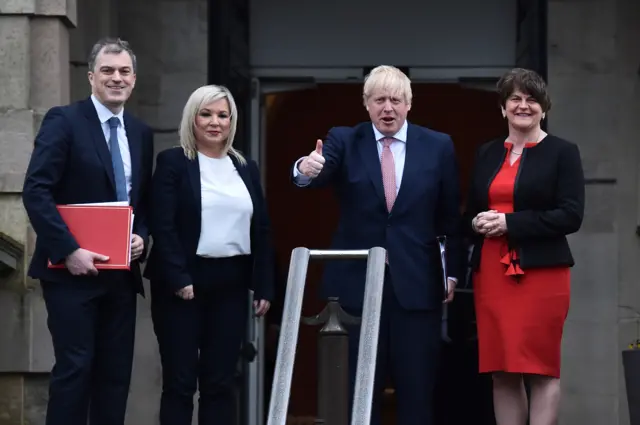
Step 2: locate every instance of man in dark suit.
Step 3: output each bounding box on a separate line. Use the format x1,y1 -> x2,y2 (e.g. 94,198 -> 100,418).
22,38 -> 154,425
291,65 -> 462,425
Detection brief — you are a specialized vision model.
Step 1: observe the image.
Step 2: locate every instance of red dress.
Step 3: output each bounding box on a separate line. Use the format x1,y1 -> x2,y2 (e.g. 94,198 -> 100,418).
473,142 -> 570,378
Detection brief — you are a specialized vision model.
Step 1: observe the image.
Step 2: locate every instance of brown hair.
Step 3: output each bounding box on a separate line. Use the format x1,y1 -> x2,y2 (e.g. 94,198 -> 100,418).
496,68 -> 552,112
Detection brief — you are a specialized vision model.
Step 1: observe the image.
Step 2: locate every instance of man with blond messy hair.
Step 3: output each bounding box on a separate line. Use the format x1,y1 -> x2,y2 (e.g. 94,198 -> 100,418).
291,65 -> 462,425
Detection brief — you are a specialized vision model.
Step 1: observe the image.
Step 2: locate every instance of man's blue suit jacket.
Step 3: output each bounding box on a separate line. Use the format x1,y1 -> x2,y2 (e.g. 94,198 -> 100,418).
22,97 -> 154,294
292,122 -> 462,311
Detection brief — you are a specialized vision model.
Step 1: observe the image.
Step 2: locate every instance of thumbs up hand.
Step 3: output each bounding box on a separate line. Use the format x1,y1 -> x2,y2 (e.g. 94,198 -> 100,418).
298,139 -> 325,178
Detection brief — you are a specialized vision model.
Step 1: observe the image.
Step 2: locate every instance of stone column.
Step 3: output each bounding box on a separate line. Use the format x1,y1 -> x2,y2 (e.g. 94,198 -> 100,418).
0,0 -> 76,423
548,0 -> 640,424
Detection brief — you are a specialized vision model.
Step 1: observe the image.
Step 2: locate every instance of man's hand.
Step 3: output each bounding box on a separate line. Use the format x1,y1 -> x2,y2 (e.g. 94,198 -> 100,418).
65,248 -> 109,276
131,234 -> 144,261
444,278 -> 456,303
253,299 -> 271,317
298,140 -> 325,178
176,285 -> 194,300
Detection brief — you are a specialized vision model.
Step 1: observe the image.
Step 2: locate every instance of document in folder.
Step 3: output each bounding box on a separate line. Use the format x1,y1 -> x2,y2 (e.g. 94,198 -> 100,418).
48,205 -> 133,270
436,236 -> 448,301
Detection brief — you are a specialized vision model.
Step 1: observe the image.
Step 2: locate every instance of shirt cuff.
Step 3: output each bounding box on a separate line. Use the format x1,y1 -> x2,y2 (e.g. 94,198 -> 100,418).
292,157 -> 312,186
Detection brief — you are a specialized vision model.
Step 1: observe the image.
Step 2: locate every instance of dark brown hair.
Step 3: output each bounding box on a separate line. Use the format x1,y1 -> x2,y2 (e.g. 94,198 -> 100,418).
88,37 -> 137,73
496,68 -> 551,112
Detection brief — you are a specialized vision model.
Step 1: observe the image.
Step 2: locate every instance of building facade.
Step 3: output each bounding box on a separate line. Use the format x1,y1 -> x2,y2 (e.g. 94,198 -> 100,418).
0,0 -> 639,424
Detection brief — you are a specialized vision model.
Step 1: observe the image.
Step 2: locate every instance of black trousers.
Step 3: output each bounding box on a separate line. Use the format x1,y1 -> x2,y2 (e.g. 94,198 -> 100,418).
345,269 -> 443,425
41,272 -> 137,425
151,255 -> 250,425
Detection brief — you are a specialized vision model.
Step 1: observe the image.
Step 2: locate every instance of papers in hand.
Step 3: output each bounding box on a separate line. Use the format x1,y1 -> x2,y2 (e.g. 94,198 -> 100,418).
48,203 -> 134,270
437,236 -> 448,300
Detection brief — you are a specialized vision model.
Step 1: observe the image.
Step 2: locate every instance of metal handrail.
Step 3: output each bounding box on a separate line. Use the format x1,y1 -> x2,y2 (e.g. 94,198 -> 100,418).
266,247 -> 386,425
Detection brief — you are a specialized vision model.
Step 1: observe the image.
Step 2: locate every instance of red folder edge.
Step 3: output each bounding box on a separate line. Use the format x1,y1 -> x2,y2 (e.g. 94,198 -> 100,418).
47,205 -> 133,271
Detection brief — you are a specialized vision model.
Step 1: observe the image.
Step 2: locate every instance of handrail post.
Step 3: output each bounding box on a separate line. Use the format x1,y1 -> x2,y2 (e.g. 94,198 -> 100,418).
267,247 -> 311,425
302,298 -> 360,425
266,247 -> 386,425
349,247 -> 386,425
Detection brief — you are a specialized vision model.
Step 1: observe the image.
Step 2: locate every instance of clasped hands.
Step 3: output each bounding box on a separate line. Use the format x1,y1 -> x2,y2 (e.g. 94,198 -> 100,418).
65,234 -> 144,276
472,210 -> 508,238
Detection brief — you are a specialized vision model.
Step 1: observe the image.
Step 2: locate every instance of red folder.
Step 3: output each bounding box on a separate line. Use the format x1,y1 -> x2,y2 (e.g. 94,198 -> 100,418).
48,205 -> 133,270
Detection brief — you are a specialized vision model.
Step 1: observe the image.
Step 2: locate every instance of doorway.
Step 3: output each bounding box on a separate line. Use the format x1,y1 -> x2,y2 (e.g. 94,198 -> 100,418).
262,83 -> 504,425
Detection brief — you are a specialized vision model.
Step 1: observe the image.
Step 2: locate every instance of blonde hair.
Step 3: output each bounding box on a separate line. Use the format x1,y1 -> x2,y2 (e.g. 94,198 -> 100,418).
179,84 -> 246,165
362,65 -> 413,106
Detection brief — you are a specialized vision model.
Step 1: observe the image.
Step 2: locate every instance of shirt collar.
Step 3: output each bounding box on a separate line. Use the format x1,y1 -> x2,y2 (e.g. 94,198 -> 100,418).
91,94 -> 125,127
372,120 -> 408,143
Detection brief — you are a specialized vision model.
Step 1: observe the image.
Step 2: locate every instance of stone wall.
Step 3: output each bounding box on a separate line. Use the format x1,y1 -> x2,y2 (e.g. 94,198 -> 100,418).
0,0 -> 77,422
548,0 -> 640,424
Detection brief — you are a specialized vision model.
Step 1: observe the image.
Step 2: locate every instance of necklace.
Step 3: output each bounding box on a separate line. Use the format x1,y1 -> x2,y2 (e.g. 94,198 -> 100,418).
507,129 -> 541,156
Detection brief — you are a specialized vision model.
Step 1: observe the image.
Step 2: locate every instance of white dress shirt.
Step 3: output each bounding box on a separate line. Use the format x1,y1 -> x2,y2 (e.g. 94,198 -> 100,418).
196,153 -> 254,258
90,94 -> 133,203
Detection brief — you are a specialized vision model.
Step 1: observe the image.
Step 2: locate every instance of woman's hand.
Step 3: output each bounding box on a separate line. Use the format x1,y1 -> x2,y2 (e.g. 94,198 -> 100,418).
473,210 -> 508,237
472,210 -> 496,234
253,299 -> 271,316
176,285 -> 194,300
485,213 -> 507,237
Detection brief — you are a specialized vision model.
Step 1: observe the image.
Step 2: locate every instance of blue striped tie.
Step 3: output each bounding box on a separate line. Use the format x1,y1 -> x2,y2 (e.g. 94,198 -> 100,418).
108,117 -> 128,202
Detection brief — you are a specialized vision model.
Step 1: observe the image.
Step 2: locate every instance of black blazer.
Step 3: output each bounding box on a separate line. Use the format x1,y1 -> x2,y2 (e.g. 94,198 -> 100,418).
464,134 -> 585,271
144,147 -> 274,301
22,97 -> 154,293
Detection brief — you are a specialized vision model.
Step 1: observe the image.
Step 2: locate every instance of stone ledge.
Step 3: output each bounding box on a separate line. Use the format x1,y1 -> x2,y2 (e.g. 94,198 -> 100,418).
0,0 -> 77,27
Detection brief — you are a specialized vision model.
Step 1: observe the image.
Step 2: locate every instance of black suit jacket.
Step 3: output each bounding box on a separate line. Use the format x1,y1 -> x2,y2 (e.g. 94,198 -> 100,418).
22,97 -> 154,293
144,147 -> 274,301
291,122 -> 462,310
464,134 -> 585,271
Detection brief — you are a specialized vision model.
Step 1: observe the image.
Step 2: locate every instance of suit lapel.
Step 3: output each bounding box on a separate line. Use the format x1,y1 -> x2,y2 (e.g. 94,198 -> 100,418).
393,124 -> 425,214
82,98 -> 115,192
186,155 -> 202,213
124,113 -> 141,205
357,125 -> 385,204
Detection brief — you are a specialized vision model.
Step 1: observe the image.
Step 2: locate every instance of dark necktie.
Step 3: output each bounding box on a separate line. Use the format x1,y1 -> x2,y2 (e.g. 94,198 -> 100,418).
108,117 -> 128,202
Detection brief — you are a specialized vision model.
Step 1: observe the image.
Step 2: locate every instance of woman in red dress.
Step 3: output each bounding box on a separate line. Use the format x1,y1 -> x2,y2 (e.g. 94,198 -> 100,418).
464,68 -> 585,425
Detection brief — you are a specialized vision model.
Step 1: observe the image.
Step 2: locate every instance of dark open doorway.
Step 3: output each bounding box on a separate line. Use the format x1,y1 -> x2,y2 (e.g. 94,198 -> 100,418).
262,83 -> 504,425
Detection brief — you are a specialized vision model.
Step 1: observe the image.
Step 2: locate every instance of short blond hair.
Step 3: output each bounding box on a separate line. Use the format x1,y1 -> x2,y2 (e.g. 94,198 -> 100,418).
363,65 -> 412,105
179,84 -> 246,165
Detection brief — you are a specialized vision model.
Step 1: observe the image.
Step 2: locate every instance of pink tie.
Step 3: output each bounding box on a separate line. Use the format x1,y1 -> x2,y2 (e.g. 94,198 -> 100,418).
381,137 -> 396,212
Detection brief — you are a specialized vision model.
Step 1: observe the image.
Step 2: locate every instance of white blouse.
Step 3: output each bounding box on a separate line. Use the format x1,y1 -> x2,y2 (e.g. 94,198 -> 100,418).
195,153 -> 254,257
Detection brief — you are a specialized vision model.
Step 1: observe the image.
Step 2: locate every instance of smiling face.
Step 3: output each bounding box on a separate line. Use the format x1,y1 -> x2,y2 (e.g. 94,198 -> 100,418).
502,89 -> 544,131
193,98 -> 232,152
88,48 -> 136,113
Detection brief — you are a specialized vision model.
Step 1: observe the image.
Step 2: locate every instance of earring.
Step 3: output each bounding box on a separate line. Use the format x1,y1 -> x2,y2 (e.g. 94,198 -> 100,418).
542,113 -> 546,119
